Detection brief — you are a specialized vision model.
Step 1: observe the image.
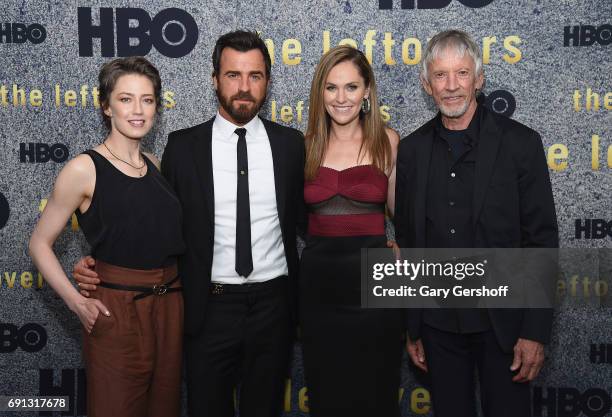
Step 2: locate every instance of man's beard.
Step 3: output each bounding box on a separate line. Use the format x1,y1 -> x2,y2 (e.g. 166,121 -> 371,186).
438,96 -> 470,118
216,89 -> 266,125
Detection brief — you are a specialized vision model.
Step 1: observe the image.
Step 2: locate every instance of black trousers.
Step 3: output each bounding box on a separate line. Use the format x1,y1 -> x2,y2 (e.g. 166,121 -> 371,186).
185,277 -> 293,417
421,325 -> 531,417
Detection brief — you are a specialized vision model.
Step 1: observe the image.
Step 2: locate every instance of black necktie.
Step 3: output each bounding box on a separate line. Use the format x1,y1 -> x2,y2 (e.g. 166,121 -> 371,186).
235,128 -> 253,277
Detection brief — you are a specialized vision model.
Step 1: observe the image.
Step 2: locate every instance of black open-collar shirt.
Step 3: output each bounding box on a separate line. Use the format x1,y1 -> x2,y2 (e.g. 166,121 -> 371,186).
424,105 -> 490,333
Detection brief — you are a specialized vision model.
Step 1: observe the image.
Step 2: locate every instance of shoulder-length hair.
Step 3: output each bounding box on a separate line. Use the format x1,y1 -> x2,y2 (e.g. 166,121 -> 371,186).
305,45 -> 391,181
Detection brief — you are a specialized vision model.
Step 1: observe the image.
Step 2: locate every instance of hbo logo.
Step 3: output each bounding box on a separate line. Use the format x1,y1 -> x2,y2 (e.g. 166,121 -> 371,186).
575,219 -> 612,239
379,0 -> 494,9
78,7 -> 199,58
564,24 -> 612,47
533,386 -> 611,417
0,23 -> 47,44
484,90 -> 516,118
19,143 -> 69,163
0,323 -> 47,353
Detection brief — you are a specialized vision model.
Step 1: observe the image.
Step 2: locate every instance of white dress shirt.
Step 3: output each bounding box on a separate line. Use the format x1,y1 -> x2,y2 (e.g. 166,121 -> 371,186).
210,112 -> 288,284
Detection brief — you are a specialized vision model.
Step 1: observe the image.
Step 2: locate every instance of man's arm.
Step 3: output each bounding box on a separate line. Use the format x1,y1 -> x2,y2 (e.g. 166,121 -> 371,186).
518,131 -> 559,250
512,129 -> 559,382
518,130 -> 558,343
394,138 -> 425,350
295,131 -> 307,239
161,132 -> 178,189
393,140 -> 409,248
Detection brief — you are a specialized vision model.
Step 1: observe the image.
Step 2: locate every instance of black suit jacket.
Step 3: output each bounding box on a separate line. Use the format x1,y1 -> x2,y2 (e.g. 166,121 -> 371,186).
394,105 -> 558,352
161,116 -> 305,336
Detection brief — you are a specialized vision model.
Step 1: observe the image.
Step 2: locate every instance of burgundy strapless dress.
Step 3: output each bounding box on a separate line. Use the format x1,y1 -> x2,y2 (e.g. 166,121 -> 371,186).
299,165 -> 403,417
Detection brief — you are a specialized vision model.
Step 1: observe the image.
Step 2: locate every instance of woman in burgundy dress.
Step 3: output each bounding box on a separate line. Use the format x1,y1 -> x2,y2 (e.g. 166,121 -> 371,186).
300,45 -> 403,417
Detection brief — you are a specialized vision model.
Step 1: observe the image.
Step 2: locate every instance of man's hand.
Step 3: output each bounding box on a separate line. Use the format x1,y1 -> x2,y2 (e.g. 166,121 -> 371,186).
406,338 -> 428,372
73,256 -> 100,297
511,338 -> 544,382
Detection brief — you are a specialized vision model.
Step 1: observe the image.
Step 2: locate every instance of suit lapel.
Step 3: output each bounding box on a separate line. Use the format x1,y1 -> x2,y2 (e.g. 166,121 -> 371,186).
415,130 -> 434,247
473,108 -> 502,224
192,118 -> 215,230
262,119 -> 287,227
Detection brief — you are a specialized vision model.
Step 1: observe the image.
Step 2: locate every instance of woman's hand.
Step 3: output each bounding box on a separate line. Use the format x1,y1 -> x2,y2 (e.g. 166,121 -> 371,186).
68,295 -> 110,334
387,240 -> 401,260
406,338 -> 428,372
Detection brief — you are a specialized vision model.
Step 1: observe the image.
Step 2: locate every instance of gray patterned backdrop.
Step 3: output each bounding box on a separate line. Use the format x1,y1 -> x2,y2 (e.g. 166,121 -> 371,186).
1,1 -> 610,416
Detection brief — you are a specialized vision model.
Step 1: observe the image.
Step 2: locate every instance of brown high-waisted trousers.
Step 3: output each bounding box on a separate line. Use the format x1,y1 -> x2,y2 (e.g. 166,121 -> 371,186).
83,261 -> 184,417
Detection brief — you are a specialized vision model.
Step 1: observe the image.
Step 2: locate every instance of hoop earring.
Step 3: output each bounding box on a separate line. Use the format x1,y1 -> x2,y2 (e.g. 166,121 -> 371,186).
361,97 -> 371,114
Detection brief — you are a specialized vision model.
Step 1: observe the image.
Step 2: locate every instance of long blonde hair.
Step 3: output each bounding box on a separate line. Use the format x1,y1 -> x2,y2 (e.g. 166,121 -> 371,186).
305,45 -> 391,181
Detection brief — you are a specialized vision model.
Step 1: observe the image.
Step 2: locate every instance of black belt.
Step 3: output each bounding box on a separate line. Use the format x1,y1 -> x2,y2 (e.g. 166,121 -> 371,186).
210,276 -> 287,295
99,276 -> 182,300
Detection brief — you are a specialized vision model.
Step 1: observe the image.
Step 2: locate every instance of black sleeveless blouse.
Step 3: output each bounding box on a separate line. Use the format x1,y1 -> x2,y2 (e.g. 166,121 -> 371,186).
75,149 -> 185,269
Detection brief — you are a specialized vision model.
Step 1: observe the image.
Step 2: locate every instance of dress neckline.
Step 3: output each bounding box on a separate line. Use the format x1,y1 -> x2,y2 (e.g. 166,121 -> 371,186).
319,164 -> 386,176
89,149 -> 150,180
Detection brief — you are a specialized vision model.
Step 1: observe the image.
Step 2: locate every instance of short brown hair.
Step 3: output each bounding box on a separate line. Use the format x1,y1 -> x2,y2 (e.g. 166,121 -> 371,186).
212,30 -> 271,79
98,56 -> 162,129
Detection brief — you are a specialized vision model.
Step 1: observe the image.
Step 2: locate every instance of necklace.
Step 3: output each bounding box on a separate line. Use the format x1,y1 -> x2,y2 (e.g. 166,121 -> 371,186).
103,141 -> 146,176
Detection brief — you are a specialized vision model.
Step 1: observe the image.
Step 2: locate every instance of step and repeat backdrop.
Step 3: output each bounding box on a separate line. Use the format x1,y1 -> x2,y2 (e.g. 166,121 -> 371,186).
1,1 -> 610,416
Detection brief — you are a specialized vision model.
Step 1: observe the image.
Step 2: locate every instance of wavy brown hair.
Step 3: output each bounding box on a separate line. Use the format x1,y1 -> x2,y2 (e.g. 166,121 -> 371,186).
305,45 -> 391,181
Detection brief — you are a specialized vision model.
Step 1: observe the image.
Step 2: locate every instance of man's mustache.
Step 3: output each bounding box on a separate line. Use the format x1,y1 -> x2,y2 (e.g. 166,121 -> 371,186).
231,92 -> 256,102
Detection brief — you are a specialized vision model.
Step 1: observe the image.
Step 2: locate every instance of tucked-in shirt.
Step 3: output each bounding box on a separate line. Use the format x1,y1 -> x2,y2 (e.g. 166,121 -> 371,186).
210,112 -> 288,284
424,106 -> 490,334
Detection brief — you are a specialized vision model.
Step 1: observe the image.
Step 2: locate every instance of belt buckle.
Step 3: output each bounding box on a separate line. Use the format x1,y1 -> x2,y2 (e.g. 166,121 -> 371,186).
153,284 -> 168,296
212,283 -> 224,295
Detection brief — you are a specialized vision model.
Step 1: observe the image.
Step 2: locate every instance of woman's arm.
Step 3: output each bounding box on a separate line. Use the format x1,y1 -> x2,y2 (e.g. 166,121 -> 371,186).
385,127 -> 400,218
29,155 -> 109,333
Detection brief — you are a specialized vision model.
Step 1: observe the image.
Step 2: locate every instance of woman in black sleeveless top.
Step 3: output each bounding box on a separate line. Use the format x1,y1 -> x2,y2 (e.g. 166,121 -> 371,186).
29,57 -> 185,417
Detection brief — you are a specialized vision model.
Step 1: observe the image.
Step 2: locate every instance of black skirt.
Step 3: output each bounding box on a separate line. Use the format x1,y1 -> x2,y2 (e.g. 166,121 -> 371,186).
299,235 -> 404,417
